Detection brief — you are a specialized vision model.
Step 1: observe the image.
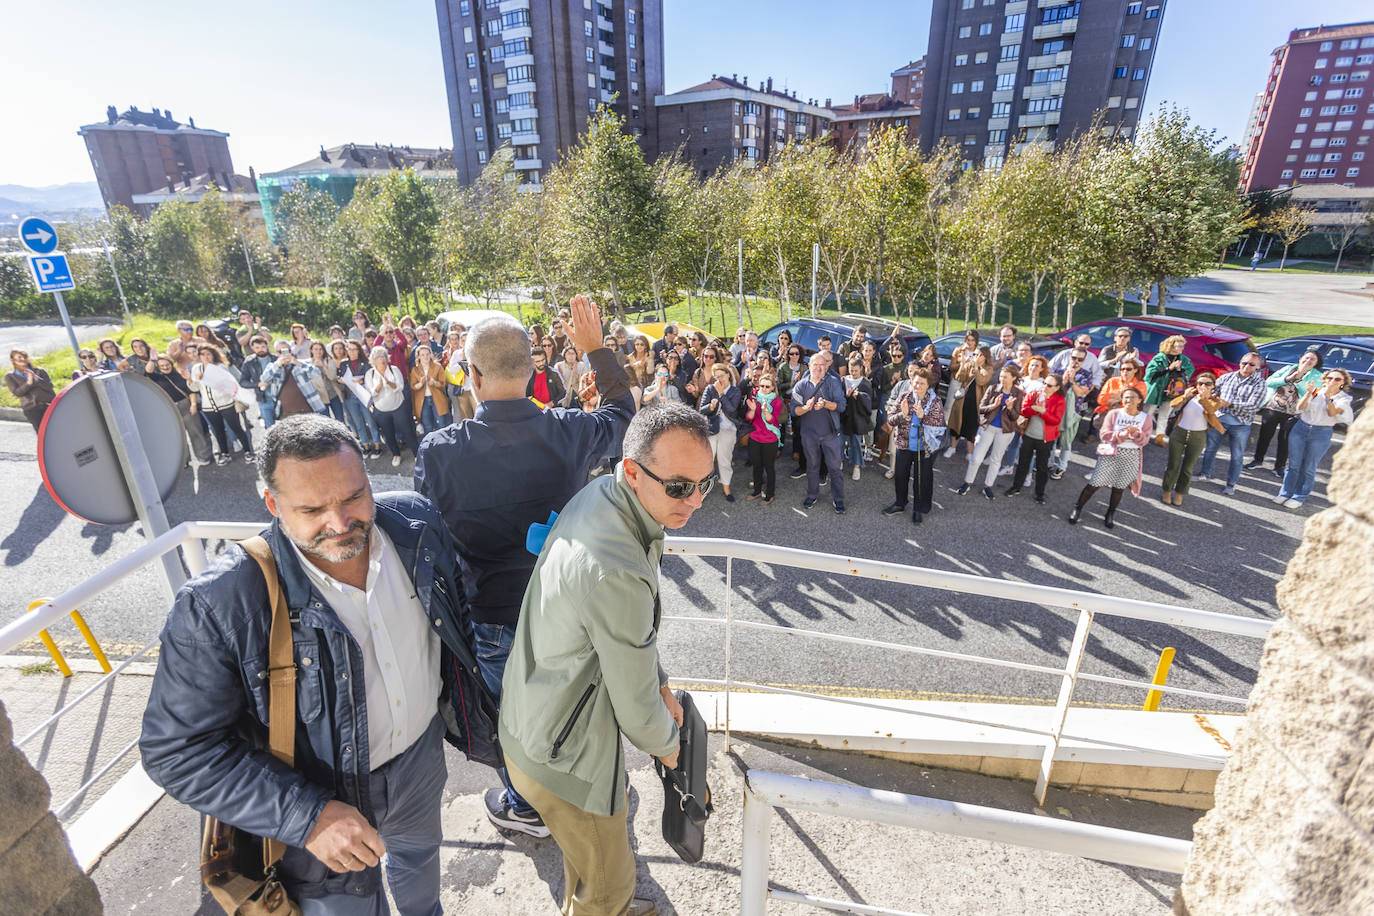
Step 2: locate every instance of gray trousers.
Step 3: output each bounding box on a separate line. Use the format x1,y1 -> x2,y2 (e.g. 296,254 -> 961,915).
801,425 -> 845,504
175,398 -> 213,463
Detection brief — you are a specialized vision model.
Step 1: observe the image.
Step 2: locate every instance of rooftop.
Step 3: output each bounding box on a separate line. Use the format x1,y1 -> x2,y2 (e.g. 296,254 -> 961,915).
77,105 -> 227,137
130,171 -> 260,205
829,93 -> 920,121
662,74 -> 828,110
1286,20 -> 1374,44
264,143 -> 456,178
890,58 -> 926,76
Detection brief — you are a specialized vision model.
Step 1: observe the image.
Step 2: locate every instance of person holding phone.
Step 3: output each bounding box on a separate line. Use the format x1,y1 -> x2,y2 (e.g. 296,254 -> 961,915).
745,373 -> 784,503
1143,335 -> 1194,445
1274,368 -> 1355,509
5,349 -> 56,432
366,346 -> 418,467
698,363 -> 742,502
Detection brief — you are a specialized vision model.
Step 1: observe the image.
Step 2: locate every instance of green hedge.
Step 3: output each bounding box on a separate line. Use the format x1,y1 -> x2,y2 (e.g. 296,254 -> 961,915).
1,285 -> 355,330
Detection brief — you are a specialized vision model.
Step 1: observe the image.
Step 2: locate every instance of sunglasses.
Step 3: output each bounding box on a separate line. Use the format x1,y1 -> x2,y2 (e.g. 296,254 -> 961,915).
1070,356 -> 1085,363
637,463 -> 717,499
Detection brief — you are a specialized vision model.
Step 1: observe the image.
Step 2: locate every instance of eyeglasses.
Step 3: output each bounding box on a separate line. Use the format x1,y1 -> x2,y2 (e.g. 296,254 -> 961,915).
1240,361 -> 1261,368
1197,381 -> 1215,387
637,463 -> 717,499
1122,366 -> 1138,372
542,343 -> 555,349
1070,357 -> 1085,363
80,353 -> 96,360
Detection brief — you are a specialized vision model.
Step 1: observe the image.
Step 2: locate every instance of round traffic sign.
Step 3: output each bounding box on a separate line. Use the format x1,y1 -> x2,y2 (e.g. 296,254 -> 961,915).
37,373 -> 186,525
18,217 -> 59,255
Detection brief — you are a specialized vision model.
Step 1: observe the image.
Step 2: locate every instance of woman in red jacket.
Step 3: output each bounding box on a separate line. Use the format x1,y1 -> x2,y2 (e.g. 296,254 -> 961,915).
1006,374 -> 1066,504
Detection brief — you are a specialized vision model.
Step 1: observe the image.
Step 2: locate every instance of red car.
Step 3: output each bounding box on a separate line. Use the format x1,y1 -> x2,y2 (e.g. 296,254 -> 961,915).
1058,316 -> 1257,380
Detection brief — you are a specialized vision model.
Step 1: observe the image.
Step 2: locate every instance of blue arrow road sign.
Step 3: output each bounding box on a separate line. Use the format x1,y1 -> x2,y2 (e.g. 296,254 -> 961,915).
19,217 -> 59,255
29,253 -> 75,292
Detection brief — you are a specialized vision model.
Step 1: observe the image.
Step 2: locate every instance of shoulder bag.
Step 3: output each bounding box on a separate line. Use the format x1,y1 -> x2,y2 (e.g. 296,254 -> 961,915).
200,536 -> 302,916
654,690 -> 713,865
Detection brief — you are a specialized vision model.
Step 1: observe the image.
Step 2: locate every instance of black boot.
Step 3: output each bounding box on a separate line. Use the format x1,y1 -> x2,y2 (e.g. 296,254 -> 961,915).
1103,508 -> 1116,529
1068,505 -> 1081,525
1104,488 -> 1124,529
1069,485 -> 1096,525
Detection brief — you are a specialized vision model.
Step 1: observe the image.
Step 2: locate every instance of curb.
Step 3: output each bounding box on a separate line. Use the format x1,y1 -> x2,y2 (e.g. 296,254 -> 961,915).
0,407 -> 24,422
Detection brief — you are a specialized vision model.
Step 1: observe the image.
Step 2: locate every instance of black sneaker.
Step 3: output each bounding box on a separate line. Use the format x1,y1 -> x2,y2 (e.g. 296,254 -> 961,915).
1049,469 -> 1064,480
803,497 -> 817,509
819,475 -> 828,487
982,486 -> 995,500
790,468 -> 806,480
1006,487 -> 1022,497
833,503 -> 845,514
956,483 -> 970,496
881,502 -> 905,516
484,788 -> 550,838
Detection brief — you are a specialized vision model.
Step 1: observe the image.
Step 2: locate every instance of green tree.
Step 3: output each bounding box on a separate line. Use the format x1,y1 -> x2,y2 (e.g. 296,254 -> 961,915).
747,143 -> 827,321
276,182 -> 341,292
909,144 -> 964,334
1003,145 -> 1067,332
850,126 -> 928,320
675,162 -> 749,328
555,106 -> 661,318
1260,202 -> 1315,271
351,169 -> 440,311
438,147 -> 518,307
644,153 -> 696,320
504,158 -> 567,310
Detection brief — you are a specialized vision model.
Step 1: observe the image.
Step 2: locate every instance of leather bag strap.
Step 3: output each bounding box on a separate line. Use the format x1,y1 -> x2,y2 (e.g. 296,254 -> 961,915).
240,535 -> 296,868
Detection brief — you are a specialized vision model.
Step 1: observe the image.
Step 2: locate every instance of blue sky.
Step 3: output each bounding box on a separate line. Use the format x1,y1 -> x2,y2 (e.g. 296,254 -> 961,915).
5,0 -> 1373,187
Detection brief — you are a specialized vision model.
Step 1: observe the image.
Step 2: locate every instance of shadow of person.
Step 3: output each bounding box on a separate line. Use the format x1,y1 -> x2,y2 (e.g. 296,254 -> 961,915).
81,519 -> 134,556
0,484 -> 65,566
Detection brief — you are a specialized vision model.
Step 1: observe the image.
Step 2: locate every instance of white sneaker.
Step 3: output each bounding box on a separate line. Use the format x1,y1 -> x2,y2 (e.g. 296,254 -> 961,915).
998,465 -> 1014,477
391,455 -> 402,467
852,466 -> 861,481
1283,498 -> 1304,509
1271,494 -> 1287,504
942,446 -> 956,459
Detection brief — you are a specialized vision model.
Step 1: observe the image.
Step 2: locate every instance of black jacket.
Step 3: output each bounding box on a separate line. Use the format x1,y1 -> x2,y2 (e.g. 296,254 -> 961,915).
841,378 -> 875,435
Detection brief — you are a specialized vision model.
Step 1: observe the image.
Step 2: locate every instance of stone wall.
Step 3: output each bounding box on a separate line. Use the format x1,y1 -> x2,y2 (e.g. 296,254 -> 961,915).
1174,412 -> 1374,913
0,700 -> 102,915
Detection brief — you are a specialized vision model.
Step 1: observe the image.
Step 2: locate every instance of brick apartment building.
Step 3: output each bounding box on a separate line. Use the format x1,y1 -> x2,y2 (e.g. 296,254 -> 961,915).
1239,20 -> 1374,193
78,106 -> 235,217
919,0 -> 1166,168
654,75 -> 832,177
890,57 -> 926,108
828,93 -> 920,152
435,0 -> 664,186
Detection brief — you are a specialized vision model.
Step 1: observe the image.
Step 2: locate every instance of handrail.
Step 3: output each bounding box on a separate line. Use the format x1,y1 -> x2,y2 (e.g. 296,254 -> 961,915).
740,769 -> 1192,915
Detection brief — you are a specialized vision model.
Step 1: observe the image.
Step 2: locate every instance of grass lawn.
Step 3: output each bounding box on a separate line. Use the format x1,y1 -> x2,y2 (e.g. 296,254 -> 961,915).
1219,254 -> 1374,275
1,317 -> 186,410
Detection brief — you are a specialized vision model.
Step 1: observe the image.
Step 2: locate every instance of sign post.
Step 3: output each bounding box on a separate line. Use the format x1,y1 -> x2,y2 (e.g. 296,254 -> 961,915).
19,217 -> 81,361
100,236 -> 134,329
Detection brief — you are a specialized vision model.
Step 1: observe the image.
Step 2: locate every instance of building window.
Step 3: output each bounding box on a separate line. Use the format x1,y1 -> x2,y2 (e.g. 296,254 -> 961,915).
630,58 -> 637,72
486,19 -> 501,35
1305,154 -> 1322,162
1315,58 -> 1328,69
1325,152 -> 1343,162
512,117 -> 537,133
1025,96 -> 1062,113
996,72 -> 1016,90
988,129 -> 1007,143
491,45 -> 505,62
1032,67 -> 1067,84
1331,137 -> 1347,146
1280,169 -> 1293,178
492,72 -> 506,88
949,109 -> 962,120
1354,151 -> 1366,160
471,102 -> 482,116
460,0 -> 470,13
1300,168 -> 1317,177
971,79 -> 985,92
466,51 -> 477,68
979,22 -> 992,35
955,54 -> 969,66
1337,56 -> 1355,67
1311,138 -> 1328,148
1300,108 -> 1313,117
1005,13 -> 1025,31
1315,122 -> 1333,132
1127,0 -> 1140,12
631,105 -> 640,119
586,46 -> 594,62
1326,90 -> 1343,100
1306,91 -> 1319,100
628,8 -> 636,24
509,91 -> 533,108
631,80 -> 638,92
1139,37 -> 1152,51
1133,69 -> 1146,80
1321,106 -> 1338,115
1319,167 -> 1337,177
1333,74 -> 1349,84
463,25 -> 473,42
1285,154 -> 1298,162
1000,44 -> 1020,61
584,20 -> 593,36
508,64 -> 534,82
991,102 -> 1011,117
961,0 -> 974,7
1042,39 -> 1066,54
1348,88 -> 1365,98
1114,66 -> 1128,78
1295,123 -> 1308,132
975,51 -> 989,64
478,150 -> 487,164
587,72 -> 596,88
1121,35 -> 1135,48
1352,167 -> 1364,178
1354,70 -> 1370,81
1290,140 -> 1304,149
968,107 -> 981,119
1335,120 -> 1354,130
952,82 -> 965,94
1144,5 -> 1159,18
1310,76 -> 1323,86
468,76 -> 478,92
495,98 -> 509,114
629,33 -> 636,48
964,133 -> 978,144
475,126 -> 485,141
1039,3 -> 1078,24
959,26 -> 972,38
588,98 -> 597,112
1320,41 -> 1334,51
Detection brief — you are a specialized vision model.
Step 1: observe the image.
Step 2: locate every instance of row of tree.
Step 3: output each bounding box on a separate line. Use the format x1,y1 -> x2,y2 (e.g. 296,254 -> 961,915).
20,106 -> 1265,334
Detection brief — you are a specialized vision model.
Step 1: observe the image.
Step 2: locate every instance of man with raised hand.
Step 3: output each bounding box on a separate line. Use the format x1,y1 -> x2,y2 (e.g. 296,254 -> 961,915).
501,401 -> 711,916
415,295 -> 634,839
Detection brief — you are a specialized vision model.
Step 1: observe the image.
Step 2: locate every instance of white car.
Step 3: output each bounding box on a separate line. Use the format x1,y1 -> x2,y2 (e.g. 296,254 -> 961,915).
434,309 -> 518,335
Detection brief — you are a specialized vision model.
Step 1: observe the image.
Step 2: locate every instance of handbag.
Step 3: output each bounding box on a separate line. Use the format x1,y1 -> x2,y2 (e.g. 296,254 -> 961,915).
654,690 -> 713,864
1165,376 -> 1186,398
1096,442 -> 1118,457
200,537 -> 302,916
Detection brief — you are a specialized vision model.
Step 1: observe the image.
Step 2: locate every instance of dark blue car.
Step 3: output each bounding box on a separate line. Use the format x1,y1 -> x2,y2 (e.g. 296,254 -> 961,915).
1256,335 -> 1374,412
759,316 -> 932,362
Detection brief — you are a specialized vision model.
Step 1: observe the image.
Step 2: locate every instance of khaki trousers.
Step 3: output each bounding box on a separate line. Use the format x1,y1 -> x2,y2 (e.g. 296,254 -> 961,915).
505,755 -> 636,916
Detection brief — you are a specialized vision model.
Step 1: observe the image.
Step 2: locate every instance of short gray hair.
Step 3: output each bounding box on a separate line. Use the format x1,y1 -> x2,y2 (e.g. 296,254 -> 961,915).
368,345 -> 390,362
466,315 -> 532,384
622,402 -> 710,466
259,414 -> 362,493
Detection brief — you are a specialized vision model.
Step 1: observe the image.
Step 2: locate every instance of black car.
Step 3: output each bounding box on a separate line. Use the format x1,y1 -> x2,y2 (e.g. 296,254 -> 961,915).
759,316 -> 933,363
1256,335 -> 1374,411
931,329 -> 1068,375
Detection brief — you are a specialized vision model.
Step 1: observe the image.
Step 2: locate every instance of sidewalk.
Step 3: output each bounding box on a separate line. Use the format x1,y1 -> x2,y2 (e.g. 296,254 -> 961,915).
1138,267 -> 1374,327
9,676 -> 1199,915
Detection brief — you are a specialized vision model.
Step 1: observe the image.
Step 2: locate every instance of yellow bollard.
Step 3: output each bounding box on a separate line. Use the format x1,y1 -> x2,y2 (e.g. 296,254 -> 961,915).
26,599 -> 73,677
24,598 -> 112,676
1142,646 -> 1176,712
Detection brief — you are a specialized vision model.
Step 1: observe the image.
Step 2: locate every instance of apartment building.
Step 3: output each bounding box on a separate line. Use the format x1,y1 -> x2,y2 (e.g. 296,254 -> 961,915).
829,93 -> 920,152
918,0 -> 1166,168
1239,21 -> 1374,193
435,0 -> 664,185
654,75 -> 832,177
890,58 -> 926,108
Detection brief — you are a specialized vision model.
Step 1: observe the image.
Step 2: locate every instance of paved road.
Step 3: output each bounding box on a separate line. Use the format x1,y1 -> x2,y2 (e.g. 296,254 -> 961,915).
0,320 -> 122,362
0,414 -> 1316,713
1141,266 -> 1374,327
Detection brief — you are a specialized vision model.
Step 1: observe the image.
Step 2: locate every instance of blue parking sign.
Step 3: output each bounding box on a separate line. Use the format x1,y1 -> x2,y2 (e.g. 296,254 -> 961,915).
29,253 -> 76,292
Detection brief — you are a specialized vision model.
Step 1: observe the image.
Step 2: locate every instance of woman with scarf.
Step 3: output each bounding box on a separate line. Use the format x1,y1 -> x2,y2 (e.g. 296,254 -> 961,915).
1007,373 -> 1067,505
744,372 -> 785,503
1049,350 -> 1095,481
958,364 -> 1024,500
698,362 -> 742,502
943,344 -> 993,462
883,368 -> 945,524
1069,386 -> 1153,529
1143,335 -> 1194,444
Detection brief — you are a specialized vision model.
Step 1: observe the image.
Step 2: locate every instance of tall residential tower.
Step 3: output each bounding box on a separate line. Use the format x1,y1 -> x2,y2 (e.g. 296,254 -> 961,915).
435,0 -> 664,185
918,0 -> 1166,168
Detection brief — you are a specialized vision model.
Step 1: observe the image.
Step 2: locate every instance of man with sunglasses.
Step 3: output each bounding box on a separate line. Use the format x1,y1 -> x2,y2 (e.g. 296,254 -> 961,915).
1198,354 -> 1268,495
500,401 -> 711,916
414,295 -> 634,839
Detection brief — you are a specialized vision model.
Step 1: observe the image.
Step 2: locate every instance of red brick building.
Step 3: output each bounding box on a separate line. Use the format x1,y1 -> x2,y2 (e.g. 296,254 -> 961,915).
1240,21 -> 1374,193
828,93 -> 920,153
890,58 -> 925,109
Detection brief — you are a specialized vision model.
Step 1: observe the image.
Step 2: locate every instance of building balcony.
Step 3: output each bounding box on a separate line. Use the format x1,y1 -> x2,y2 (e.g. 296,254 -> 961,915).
597,13 -> 613,31
498,0 -> 529,10
1026,50 -> 1072,69
743,113 -> 757,125
512,131 -> 540,145
507,78 -> 537,94
502,24 -> 532,41
991,88 -> 1015,103
599,65 -> 616,80
1022,80 -> 1067,100
1005,0 -> 1028,13
599,88 -> 615,103
503,53 -> 534,68
513,157 -> 542,170
599,39 -> 615,56
742,136 -> 757,147
1032,19 -> 1077,40
1017,111 -> 1061,128
1000,30 -> 1023,46
996,59 -> 1019,75
987,116 -> 1011,131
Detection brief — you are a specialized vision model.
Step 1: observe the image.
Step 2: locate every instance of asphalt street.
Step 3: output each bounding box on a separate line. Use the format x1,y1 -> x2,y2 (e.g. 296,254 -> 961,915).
0,414 -> 1315,714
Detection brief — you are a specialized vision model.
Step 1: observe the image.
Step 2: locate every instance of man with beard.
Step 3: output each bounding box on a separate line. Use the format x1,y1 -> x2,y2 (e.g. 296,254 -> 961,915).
140,415 -> 487,914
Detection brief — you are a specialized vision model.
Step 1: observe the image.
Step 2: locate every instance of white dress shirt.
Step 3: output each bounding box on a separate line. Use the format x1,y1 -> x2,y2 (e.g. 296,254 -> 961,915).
291,525 -> 441,769
365,366 -> 406,412
1298,390 -> 1354,427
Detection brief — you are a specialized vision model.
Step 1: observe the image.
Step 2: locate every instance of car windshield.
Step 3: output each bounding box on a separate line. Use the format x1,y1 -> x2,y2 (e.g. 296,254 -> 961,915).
1205,340 -> 1256,365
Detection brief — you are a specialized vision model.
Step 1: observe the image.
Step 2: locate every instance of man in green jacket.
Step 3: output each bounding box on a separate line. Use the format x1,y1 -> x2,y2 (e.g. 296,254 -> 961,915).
499,401 -> 715,916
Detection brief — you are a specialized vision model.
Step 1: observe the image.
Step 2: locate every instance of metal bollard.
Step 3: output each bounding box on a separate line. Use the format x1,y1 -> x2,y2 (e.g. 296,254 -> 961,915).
25,598 -> 113,677
1142,646 -> 1176,712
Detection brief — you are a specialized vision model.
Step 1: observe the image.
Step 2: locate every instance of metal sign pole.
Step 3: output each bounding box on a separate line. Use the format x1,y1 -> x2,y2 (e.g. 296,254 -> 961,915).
736,238 -> 744,326
90,374 -> 186,596
811,243 -> 819,318
52,290 -> 82,362
101,237 -> 133,329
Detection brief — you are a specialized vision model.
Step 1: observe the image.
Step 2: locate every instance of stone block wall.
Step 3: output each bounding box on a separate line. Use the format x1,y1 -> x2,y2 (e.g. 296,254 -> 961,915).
1175,411 -> 1374,912
0,700 -> 102,915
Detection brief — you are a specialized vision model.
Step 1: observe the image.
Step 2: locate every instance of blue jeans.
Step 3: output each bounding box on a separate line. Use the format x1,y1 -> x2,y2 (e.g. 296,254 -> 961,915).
1200,415 -> 1253,487
419,397 -> 450,435
287,714 -> 447,916
328,396 -> 345,423
259,397 -> 277,429
342,394 -> 380,447
842,433 -> 865,468
1278,419 -> 1336,502
473,622 -> 536,817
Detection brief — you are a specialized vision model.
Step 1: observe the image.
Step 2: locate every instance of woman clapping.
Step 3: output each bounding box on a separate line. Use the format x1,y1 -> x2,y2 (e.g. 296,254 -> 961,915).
1069,386 -> 1152,529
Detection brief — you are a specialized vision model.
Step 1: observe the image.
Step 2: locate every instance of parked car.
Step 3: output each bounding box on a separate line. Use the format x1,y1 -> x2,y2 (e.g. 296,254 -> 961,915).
931,329 -> 1067,374
434,308 -> 517,335
1256,335 -> 1374,411
1057,316 -> 1256,381
759,316 -> 933,363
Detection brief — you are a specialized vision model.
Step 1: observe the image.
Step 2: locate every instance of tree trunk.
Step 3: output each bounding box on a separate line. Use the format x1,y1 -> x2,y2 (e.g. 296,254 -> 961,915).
1156,281 -> 1168,316
1280,244 -> 1290,271
1065,293 -> 1078,331
1139,284 -> 1150,317
389,269 -> 403,308
1116,286 -> 1126,319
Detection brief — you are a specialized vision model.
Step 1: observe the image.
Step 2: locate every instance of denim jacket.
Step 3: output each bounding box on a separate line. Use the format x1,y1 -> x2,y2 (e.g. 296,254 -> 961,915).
261,361 -> 326,413
139,492 -> 495,900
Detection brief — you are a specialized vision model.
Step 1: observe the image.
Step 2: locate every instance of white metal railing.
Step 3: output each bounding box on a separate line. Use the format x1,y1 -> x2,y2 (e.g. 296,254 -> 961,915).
0,521 -> 259,819
659,537 -> 1271,802
740,769 -> 1191,916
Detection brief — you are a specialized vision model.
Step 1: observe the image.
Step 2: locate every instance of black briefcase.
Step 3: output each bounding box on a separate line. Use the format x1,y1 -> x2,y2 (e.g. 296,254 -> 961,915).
654,690 -> 713,864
